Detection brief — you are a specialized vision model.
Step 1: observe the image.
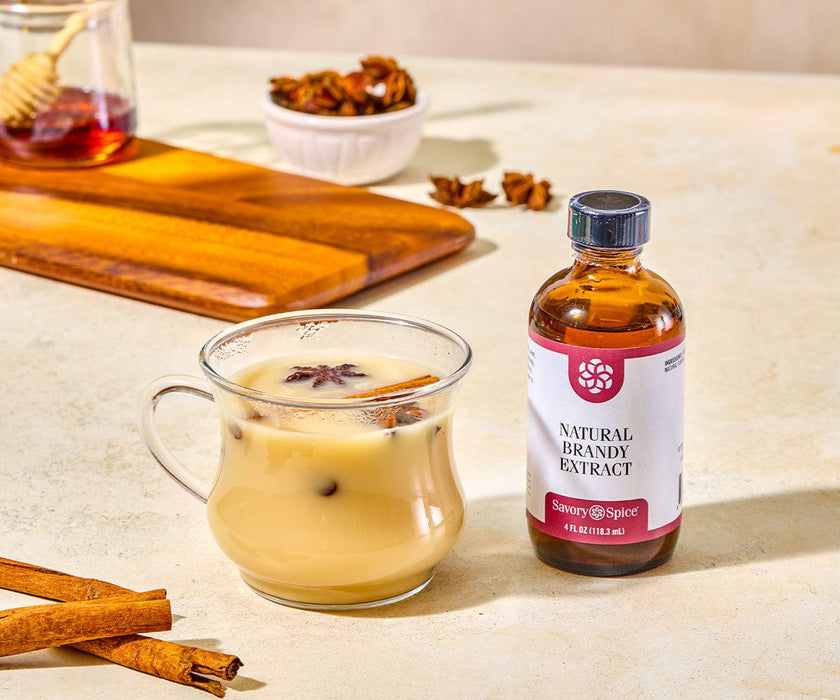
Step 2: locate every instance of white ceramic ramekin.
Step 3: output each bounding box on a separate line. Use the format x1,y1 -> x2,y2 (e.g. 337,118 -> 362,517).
261,89 -> 428,186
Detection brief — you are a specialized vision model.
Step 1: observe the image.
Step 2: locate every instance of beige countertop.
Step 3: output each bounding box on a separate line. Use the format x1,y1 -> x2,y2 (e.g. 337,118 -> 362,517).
1,43 -> 839,698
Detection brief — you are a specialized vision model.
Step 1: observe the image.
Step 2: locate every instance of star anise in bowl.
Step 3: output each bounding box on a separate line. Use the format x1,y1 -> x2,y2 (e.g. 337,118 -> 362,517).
263,56 -> 428,184
269,56 -> 417,116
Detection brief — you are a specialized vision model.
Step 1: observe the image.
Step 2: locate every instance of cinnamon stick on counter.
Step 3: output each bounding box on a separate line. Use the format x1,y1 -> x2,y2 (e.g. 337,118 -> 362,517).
0,556 -> 131,601
0,590 -> 170,657
73,635 -> 242,697
0,557 -> 242,697
345,374 -> 440,399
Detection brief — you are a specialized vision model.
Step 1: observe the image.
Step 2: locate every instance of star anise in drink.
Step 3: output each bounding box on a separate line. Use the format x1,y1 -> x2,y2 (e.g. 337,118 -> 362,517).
502,171 -> 553,211
284,364 -> 367,388
428,176 -> 497,208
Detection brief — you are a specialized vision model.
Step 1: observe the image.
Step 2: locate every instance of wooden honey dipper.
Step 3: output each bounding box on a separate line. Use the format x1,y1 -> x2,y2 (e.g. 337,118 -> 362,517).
0,7 -> 90,127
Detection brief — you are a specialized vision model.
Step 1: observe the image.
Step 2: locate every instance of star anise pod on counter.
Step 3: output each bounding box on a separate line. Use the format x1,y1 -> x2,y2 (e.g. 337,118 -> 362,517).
428,176 -> 497,208
502,171 -> 553,211
284,364 -> 367,388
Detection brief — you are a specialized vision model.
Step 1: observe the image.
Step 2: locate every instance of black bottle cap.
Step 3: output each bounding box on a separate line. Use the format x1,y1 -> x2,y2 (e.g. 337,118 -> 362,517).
568,190 -> 650,248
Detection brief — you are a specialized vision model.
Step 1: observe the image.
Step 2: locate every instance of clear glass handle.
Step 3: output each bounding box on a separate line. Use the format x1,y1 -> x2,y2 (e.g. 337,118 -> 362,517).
137,375 -> 215,503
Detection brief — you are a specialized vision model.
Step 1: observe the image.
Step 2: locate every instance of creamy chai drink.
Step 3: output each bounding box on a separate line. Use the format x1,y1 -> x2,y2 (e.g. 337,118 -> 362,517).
206,351 -> 465,607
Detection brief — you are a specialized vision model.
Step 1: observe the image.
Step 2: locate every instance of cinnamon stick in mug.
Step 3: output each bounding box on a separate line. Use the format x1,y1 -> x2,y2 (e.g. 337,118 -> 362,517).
344,374 -> 439,399
0,590 -> 171,657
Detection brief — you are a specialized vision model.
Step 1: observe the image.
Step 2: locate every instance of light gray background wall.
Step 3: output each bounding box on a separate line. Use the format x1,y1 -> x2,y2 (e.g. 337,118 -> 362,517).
130,0 -> 840,73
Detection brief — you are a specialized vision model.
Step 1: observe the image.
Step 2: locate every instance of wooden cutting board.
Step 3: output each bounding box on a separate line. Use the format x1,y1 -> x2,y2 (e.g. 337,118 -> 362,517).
0,139 -> 475,320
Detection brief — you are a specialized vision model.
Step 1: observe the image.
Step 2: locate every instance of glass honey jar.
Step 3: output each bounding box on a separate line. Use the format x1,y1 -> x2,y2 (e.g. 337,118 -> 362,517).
0,0 -> 137,167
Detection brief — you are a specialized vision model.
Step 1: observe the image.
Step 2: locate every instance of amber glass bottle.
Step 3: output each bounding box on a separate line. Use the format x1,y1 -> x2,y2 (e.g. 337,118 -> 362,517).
526,190 -> 685,576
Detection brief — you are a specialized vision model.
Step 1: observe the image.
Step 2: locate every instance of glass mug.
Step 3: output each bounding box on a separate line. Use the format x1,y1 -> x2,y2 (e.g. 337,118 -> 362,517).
0,0 -> 137,167
138,310 -> 472,610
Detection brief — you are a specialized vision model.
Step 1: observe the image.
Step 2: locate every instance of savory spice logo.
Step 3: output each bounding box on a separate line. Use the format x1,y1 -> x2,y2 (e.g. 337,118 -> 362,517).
568,354 -> 624,403
577,358 -> 614,394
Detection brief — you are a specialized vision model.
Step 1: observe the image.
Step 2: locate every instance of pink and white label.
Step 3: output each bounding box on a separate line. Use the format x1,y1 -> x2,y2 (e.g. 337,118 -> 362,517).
526,330 -> 685,545
527,495 -> 681,545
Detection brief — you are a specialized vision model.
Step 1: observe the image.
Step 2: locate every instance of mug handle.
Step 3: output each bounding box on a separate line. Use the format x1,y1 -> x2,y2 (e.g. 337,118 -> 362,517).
138,375 -> 216,503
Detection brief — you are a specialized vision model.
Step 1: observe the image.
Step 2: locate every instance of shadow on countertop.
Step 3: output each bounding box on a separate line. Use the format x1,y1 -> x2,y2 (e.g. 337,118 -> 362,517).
385,136 -> 498,186
344,488 -> 840,618
146,121 -> 501,187
659,488 -> 840,574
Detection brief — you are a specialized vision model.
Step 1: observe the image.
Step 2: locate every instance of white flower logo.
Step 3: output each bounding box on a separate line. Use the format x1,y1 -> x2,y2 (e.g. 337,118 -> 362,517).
588,505 -> 606,520
578,358 -> 614,394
